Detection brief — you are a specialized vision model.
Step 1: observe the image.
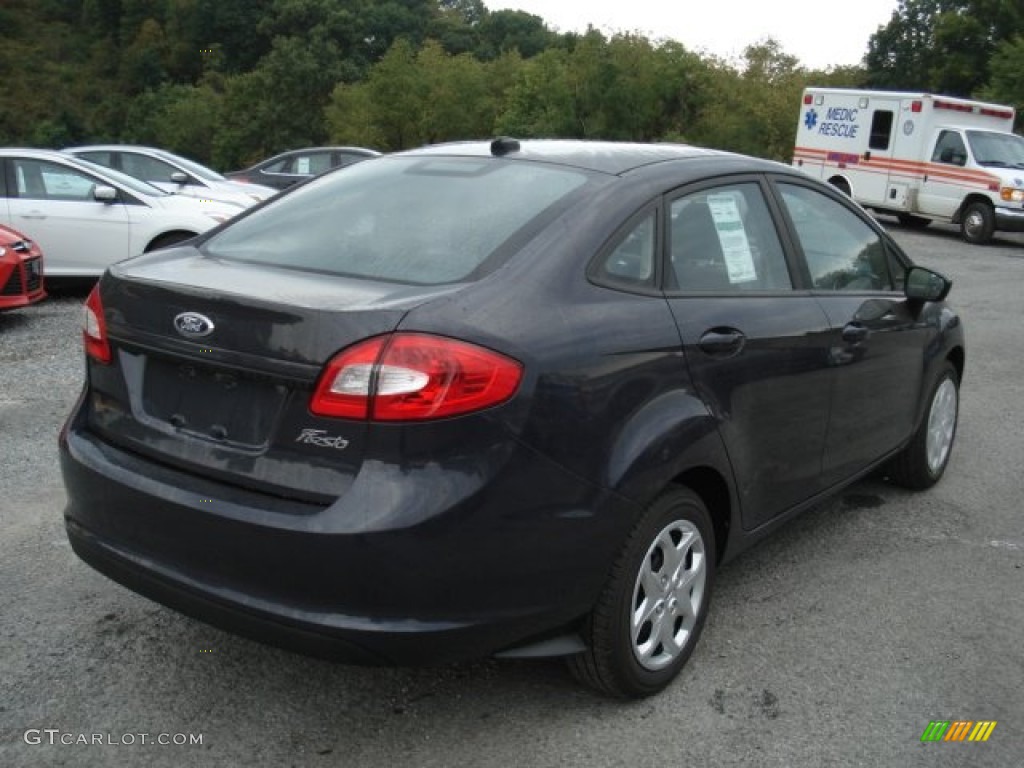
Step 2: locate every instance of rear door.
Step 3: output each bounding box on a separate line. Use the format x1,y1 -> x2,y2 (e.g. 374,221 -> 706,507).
663,177 -> 835,530
772,178 -> 924,485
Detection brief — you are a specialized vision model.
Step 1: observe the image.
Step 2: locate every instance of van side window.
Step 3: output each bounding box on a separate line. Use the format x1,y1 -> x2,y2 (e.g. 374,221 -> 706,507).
932,131 -> 968,166
869,111 -> 894,151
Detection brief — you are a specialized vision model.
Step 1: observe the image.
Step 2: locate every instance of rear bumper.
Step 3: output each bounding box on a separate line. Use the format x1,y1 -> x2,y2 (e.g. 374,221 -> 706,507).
60,397 -> 636,665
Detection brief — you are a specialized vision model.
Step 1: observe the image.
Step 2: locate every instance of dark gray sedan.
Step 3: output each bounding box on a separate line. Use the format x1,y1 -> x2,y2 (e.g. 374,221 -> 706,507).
61,139 -> 963,698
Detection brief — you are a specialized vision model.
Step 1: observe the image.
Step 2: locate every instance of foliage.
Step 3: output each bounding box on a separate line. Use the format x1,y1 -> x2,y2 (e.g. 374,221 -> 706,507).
865,0 -> 1024,96
13,0 -> 1020,174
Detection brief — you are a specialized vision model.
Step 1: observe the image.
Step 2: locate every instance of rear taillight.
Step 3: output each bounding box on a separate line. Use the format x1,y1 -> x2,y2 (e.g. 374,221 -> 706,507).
83,285 -> 111,364
311,333 -> 523,421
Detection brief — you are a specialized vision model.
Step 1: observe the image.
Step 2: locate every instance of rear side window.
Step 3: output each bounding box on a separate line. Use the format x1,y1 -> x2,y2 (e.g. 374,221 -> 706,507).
668,182 -> 792,292
204,156 -> 592,284
593,212 -> 656,289
778,183 -> 893,291
869,111 -> 894,150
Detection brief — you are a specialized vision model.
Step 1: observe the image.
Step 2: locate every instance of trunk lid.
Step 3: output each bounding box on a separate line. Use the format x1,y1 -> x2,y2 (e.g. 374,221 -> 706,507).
87,246 -> 462,503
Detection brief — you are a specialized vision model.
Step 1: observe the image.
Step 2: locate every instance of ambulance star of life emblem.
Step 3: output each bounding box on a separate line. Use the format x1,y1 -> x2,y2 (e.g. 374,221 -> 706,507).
804,109 -> 818,131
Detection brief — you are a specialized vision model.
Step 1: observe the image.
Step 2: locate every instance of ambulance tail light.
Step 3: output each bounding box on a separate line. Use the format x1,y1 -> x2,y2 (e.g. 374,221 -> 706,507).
803,94 -> 813,105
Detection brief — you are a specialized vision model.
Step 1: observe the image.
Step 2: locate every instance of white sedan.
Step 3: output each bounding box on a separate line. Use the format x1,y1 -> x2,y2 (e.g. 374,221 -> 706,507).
0,149 -> 240,277
66,145 -> 277,209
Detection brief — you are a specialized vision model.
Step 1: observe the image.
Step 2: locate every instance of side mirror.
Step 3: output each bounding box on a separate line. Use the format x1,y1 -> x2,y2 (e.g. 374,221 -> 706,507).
905,266 -> 951,302
170,171 -> 189,184
93,185 -> 118,203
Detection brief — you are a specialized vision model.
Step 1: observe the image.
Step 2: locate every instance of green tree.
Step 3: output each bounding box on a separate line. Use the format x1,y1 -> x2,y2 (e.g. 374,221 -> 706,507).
866,0 -> 1024,95
496,48 -> 576,137
981,36 -> 1024,127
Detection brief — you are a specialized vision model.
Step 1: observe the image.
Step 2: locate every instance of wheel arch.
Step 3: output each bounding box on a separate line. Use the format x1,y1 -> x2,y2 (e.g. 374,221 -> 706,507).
671,466 -> 731,565
603,397 -> 737,566
827,175 -> 852,197
951,193 -> 992,225
145,229 -> 198,252
946,345 -> 965,384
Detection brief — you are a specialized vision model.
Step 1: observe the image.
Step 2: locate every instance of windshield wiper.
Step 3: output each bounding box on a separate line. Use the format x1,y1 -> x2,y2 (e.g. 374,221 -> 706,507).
977,159 -> 1010,167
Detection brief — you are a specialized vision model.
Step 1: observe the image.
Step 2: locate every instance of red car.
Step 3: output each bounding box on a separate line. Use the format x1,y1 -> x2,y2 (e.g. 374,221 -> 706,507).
0,224 -> 46,310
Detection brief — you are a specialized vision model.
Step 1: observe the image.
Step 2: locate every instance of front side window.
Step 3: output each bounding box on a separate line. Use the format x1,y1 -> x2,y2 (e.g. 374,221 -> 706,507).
121,153 -> 187,184
778,183 -> 893,291
12,159 -> 99,201
669,182 -> 792,292
261,158 -> 289,173
931,131 -> 968,166
204,156 -> 594,285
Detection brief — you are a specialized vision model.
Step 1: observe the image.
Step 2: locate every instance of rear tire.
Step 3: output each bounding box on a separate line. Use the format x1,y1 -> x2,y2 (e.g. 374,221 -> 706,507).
960,201 -> 994,245
568,487 -> 715,698
886,362 -> 959,490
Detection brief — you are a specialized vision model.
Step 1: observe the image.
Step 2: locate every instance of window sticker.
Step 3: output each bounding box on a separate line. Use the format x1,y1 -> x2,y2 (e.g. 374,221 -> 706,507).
296,157 -> 311,174
707,194 -> 757,283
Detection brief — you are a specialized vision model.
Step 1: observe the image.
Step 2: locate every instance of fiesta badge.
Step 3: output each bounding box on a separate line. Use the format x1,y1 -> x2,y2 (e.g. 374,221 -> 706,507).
174,311 -> 215,338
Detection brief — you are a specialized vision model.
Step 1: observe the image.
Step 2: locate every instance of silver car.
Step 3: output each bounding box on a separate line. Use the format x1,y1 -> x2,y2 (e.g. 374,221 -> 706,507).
66,145 -> 277,209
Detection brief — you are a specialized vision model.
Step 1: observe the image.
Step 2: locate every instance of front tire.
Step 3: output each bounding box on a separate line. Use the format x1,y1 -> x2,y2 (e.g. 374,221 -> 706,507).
568,487 -> 715,698
886,362 -> 959,490
960,201 -> 994,245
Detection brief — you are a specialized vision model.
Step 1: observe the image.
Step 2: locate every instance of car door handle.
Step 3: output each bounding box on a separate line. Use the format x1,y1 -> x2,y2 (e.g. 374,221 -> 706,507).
21,210 -> 47,220
698,328 -> 746,356
842,323 -> 870,343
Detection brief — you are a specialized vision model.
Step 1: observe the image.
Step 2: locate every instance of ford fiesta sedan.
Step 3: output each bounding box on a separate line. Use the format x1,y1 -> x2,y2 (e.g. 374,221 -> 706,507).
60,139 -> 964,698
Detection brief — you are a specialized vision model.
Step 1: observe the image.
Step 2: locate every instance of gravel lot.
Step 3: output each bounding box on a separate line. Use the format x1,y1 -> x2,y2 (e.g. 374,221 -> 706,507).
1,224 -> 1022,767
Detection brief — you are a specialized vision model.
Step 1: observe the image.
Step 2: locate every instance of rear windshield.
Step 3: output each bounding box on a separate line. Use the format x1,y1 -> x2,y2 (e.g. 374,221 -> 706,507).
202,156 -> 593,284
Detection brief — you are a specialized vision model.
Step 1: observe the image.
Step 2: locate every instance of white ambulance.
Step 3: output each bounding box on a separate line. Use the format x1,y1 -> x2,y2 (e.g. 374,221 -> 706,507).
793,88 -> 1024,244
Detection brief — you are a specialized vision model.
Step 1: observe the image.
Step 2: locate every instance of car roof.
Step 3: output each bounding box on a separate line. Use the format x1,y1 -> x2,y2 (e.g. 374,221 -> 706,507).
274,146 -> 381,156
66,144 -> 169,155
399,139 -> 737,176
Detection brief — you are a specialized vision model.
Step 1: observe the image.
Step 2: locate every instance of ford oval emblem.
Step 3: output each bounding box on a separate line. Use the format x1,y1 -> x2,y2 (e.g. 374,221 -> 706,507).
174,312 -> 215,338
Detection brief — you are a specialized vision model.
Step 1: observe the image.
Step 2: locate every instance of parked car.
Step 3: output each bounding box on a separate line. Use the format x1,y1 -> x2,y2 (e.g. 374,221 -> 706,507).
65,145 -> 277,208
0,224 -> 45,310
225,146 -> 380,190
0,149 -> 239,277
61,139 -> 964,698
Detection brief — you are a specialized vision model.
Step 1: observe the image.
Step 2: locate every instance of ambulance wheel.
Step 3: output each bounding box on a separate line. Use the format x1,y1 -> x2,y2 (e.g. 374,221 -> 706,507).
897,213 -> 930,229
960,201 -> 994,245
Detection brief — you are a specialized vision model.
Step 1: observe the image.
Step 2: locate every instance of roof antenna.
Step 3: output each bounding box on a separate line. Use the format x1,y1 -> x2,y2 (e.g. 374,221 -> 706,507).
490,137 -> 521,157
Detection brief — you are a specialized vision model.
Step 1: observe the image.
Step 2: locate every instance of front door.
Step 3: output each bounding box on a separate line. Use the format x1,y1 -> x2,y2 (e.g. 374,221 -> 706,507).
3,157 -> 131,275
773,179 -> 924,485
